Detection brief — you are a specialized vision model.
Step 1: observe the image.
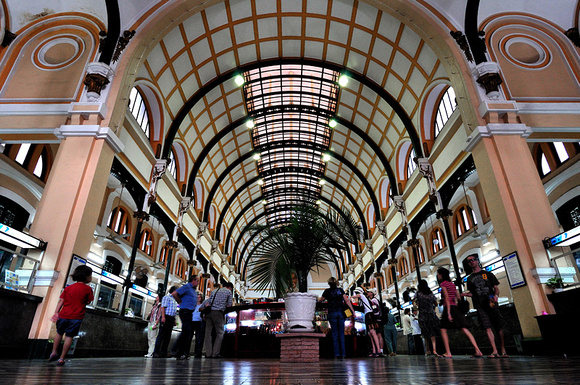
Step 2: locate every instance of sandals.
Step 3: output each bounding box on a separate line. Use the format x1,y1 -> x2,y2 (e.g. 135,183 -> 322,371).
56,359 -> 65,366
488,353 -> 500,358
471,354 -> 484,358
48,353 -> 59,362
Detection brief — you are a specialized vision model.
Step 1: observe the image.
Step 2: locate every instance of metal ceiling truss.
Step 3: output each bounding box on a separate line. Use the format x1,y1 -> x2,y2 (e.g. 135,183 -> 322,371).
170,58 -> 421,196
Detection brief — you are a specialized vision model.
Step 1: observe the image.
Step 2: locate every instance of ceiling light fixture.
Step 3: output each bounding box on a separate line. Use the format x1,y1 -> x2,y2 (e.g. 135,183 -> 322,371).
253,153 -> 261,161
338,74 -> 348,87
319,179 -> 326,185
329,119 -> 338,128
257,179 -> 264,185
245,120 -> 255,129
322,153 -> 331,162
234,74 -> 245,86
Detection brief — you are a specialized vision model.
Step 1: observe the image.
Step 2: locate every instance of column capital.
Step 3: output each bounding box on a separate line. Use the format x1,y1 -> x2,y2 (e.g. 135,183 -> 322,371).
471,61 -> 503,100
84,62 -> 115,102
464,123 -> 532,153
54,125 -> 124,153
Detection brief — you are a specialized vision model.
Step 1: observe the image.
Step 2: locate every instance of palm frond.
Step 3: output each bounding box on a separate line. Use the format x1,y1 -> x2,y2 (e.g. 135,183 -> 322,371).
246,201 -> 360,295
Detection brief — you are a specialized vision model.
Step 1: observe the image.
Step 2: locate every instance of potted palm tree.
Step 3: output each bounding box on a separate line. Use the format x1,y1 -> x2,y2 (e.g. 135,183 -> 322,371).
248,201 -> 360,331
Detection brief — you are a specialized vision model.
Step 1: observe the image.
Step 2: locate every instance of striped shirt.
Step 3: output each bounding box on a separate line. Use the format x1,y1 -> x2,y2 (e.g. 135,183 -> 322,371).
441,280 -> 458,306
207,288 -> 233,312
161,293 -> 178,316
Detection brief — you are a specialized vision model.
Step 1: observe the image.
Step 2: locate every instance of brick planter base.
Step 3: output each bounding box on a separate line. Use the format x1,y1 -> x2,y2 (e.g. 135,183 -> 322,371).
277,333 -> 325,363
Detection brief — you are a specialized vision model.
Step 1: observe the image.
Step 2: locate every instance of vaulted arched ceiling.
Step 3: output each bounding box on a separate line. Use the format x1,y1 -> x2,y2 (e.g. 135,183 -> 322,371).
138,0 -> 448,277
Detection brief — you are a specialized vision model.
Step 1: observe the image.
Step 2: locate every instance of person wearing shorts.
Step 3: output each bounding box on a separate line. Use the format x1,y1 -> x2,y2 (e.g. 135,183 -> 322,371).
49,265 -> 94,366
462,256 -> 508,358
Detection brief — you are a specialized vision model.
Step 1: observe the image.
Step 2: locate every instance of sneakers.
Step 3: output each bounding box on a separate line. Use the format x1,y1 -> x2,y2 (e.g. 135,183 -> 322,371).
56,359 -> 65,366
144,354 -> 153,358
176,355 -> 189,360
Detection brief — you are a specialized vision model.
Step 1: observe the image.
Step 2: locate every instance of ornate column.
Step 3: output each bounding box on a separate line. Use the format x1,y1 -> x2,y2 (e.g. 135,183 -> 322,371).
393,196 -> 421,284
417,158 -> 462,291
120,159 -> 167,316
161,197 -> 191,293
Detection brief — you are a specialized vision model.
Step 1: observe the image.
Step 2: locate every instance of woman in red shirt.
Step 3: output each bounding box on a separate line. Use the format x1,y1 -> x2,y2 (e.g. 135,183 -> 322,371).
437,267 -> 482,358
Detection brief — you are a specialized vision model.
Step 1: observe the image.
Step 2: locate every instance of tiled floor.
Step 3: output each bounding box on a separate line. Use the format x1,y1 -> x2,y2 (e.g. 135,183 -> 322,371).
1,355 -> 578,384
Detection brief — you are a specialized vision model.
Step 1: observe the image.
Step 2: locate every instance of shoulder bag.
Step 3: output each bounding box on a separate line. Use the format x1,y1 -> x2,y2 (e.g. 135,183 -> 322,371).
201,289 -> 220,315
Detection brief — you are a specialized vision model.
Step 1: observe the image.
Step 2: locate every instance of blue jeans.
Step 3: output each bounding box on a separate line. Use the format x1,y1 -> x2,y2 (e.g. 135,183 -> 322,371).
407,333 -> 416,355
328,310 -> 346,357
383,326 -> 397,354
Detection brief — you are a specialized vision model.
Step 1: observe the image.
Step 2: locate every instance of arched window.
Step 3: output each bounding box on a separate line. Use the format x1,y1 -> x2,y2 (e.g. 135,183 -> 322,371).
128,87 -> 150,138
175,258 -> 186,280
398,257 -> 409,277
107,207 -> 131,236
379,179 -> 394,211
434,87 -> 457,138
167,149 -> 177,179
406,148 -> 417,179
139,229 -> 153,256
533,142 -> 580,178
159,244 -> 170,266
454,205 -> 478,238
417,244 -> 426,264
5,143 -> 52,182
430,227 -> 446,255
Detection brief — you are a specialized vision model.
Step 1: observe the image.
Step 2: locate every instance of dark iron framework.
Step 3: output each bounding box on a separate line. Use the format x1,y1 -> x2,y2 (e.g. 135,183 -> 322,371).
242,64 -> 340,225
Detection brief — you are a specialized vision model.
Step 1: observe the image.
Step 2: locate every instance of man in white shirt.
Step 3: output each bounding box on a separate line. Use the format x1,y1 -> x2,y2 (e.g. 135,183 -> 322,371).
411,309 -> 425,355
402,308 -> 415,354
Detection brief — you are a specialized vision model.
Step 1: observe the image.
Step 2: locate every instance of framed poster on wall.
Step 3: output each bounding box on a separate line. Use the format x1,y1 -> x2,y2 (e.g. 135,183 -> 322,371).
502,251 -> 526,289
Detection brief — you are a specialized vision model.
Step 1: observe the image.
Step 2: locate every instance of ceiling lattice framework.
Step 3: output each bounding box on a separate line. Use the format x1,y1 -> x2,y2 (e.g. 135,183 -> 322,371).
242,63 -> 340,224
141,0 -> 445,271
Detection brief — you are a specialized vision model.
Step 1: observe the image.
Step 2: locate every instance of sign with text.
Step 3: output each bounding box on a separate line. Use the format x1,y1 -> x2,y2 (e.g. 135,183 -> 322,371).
502,251 -> 526,289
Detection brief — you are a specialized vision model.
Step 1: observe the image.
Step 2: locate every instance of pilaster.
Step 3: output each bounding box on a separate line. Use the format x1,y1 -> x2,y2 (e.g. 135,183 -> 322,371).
465,127 -> 559,338
27,125 -> 123,340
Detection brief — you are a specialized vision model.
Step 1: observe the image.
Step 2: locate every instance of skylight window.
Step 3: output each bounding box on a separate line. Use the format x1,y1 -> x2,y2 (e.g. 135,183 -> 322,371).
241,64 -> 340,223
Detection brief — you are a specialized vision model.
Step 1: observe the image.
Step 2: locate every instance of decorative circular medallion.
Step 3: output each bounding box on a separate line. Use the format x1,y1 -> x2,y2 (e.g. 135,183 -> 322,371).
33,36 -> 84,70
500,35 -> 550,69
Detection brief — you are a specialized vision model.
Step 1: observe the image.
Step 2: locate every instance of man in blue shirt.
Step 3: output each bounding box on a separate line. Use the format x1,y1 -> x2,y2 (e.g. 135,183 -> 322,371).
172,274 -> 199,360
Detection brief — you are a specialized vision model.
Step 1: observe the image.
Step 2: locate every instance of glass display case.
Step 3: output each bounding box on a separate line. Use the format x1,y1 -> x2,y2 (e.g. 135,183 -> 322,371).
314,309 -> 366,335
221,303 -> 369,358
225,304 -> 287,335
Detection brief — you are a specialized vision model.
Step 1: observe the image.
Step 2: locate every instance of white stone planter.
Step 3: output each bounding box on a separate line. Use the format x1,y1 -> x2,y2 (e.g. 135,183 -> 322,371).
285,292 -> 317,332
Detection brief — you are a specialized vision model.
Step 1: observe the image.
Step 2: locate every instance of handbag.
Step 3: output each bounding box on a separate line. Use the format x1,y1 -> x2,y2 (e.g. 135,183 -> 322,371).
201,288 -> 220,315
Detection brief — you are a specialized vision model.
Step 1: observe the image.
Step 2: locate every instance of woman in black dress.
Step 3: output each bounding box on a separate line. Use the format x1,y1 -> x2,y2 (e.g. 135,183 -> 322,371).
416,279 -> 440,356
